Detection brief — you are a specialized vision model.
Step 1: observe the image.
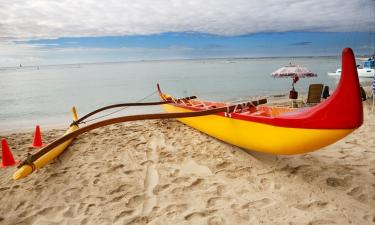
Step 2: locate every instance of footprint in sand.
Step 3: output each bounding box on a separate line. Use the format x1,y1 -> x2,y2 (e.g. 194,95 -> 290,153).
84,203 -> 96,215
36,206 -> 64,217
76,203 -> 85,215
107,164 -> 125,173
281,164 -> 310,175
94,172 -> 102,178
170,177 -> 206,194
292,201 -> 328,211
334,166 -> 353,176
18,210 -> 29,218
114,209 -> 135,222
326,177 -> 348,188
363,215 -> 375,223
0,187 -> 10,192
258,177 -> 273,191
216,185 -> 226,196
215,161 -> 231,170
241,198 -> 275,210
207,197 -> 230,208
15,201 -> 26,211
152,183 -> 170,195
186,178 -> 205,190
169,169 -> 180,177
170,185 -> 185,195
347,187 -> 369,203
126,216 -> 149,225
93,178 -> 100,185
164,204 -> 189,216
172,177 -> 190,184
123,169 -> 142,175
179,160 -> 212,177
184,209 -> 217,221
62,187 -> 80,202
108,184 -> 130,195
208,216 -> 226,225
110,193 -> 128,203
126,194 -> 145,208
63,205 -> 75,217
307,219 -> 336,225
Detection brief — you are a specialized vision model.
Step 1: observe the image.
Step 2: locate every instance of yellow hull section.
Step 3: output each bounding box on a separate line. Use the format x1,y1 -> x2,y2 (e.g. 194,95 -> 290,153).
13,107 -> 79,180
162,104 -> 354,155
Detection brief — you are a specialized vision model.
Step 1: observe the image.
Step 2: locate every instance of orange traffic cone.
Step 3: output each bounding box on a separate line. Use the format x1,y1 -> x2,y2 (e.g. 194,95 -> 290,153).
1,139 -> 19,167
31,125 -> 43,148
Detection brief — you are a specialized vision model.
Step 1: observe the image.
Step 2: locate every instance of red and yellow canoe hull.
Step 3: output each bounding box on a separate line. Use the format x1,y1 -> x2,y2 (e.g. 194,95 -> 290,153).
156,48 -> 362,154
162,104 -> 354,155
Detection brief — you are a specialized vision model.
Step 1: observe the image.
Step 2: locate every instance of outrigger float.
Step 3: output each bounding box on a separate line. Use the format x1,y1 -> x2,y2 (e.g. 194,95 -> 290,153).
13,48 -> 363,180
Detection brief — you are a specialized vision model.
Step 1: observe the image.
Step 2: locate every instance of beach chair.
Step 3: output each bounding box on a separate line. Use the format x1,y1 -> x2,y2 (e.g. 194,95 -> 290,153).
305,84 -> 324,106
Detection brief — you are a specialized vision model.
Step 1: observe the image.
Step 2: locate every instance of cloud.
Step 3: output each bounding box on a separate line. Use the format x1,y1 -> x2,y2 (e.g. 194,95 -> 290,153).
0,41 -> 44,66
202,44 -> 225,49
289,41 -> 312,46
0,0 -> 374,40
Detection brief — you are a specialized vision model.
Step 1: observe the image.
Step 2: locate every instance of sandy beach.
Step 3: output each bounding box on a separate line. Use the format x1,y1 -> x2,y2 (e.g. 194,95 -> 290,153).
1,0 -> 373,224
0,99 -> 374,225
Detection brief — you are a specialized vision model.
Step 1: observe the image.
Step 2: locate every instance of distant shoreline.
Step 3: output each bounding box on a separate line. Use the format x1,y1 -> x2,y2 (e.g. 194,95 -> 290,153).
5,53 -> 375,70
0,55 -> 344,70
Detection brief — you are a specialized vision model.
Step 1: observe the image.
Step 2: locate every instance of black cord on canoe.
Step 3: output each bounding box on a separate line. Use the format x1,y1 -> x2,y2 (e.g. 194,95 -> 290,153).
70,96 -> 198,127
77,90 -> 158,124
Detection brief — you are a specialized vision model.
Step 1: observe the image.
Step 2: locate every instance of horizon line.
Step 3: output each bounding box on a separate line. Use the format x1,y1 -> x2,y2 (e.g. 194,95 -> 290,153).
0,54 -> 352,69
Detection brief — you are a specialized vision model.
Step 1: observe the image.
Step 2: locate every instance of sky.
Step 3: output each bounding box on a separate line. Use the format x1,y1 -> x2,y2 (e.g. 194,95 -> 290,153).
0,0 -> 374,66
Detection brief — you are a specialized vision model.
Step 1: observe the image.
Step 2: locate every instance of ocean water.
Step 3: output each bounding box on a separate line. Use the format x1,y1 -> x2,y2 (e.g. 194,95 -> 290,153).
0,57 -> 371,132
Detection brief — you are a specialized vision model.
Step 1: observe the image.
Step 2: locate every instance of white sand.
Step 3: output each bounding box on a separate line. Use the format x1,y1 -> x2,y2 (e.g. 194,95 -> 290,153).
0,103 -> 374,225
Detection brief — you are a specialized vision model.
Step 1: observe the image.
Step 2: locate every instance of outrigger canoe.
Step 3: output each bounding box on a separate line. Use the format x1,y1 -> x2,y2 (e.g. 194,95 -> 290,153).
157,48 -> 363,154
13,48 -> 363,180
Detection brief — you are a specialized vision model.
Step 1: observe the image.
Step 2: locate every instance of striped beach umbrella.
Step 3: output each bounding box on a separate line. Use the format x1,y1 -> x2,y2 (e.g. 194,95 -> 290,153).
272,63 -> 317,100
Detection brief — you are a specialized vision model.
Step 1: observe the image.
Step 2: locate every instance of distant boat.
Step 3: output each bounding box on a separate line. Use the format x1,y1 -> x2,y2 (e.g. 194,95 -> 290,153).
328,56 -> 375,78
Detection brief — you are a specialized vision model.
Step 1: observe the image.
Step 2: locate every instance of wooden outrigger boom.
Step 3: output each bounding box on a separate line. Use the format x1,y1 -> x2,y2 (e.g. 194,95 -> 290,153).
14,97 -> 265,180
